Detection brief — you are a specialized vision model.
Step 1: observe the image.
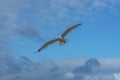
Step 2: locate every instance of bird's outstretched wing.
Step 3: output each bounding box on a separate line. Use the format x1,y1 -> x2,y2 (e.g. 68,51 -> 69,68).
38,37 -> 60,52
61,23 -> 82,38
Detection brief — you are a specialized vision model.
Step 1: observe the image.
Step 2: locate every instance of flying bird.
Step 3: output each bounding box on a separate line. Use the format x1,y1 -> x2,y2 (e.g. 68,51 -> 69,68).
38,23 -> 82,52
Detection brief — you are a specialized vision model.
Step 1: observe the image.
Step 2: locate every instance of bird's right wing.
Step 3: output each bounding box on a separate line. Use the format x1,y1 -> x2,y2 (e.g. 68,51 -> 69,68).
61,23 -> 82,38
38,37 -> 60,52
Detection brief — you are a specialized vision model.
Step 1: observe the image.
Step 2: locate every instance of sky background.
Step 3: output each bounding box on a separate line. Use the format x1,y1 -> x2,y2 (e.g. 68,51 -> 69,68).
3,0 -> 120,60
1,0 -> 120,80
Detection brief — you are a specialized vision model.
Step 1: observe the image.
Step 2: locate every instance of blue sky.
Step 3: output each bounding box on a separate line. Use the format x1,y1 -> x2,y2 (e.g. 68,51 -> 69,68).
1,0 -> 120,80
4,0 -> 120,59
0,0 -> 120,60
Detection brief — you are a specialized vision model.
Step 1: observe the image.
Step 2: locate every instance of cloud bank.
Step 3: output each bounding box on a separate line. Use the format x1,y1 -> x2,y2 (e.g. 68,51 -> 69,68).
0,57 -> 120,80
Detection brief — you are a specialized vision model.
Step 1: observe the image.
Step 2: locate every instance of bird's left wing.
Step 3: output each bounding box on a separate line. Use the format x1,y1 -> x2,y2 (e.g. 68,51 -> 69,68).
38,37 -> 60,52
61,23 -> 82,38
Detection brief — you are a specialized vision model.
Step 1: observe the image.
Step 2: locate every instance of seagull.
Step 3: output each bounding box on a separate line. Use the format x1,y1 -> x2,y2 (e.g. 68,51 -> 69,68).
38,23 -> 82,52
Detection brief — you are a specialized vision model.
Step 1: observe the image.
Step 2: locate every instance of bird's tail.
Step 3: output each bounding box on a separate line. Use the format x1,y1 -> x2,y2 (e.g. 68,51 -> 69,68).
59,41 -> 64,45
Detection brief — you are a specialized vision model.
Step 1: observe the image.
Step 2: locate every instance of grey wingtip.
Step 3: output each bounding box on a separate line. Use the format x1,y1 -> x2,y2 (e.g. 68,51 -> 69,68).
37,49 -> 41,53
77,23 -> 82,26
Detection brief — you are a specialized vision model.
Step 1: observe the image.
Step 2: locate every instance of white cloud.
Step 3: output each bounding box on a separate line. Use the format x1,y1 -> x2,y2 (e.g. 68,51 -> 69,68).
113,73 -> 120,80
64,72 -> 74,80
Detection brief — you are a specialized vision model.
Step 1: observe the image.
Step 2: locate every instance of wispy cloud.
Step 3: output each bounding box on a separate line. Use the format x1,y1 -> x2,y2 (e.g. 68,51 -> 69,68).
0,0 -> 119,38
0,0 -> 120,37
0,0 -> 119,25
15,23 -> 41,41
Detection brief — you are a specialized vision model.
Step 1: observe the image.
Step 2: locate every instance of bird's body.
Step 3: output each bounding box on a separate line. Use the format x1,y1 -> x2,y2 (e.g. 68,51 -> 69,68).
58,36 -> 67,45
38,23 -> 82,52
